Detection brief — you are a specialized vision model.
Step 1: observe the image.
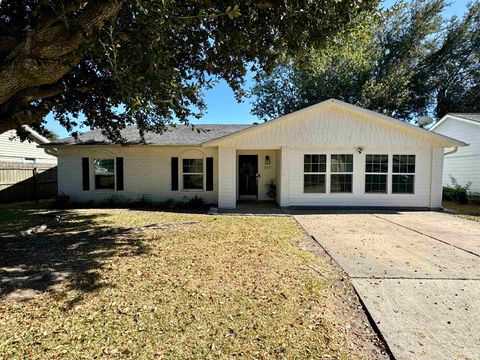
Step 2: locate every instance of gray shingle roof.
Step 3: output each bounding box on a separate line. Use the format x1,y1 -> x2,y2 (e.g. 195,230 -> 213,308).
47,124 -> 252,146
450,113 -> 480,123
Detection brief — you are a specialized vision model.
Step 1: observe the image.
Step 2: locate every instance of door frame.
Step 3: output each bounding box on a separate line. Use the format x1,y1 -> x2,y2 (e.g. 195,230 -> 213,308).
238,154 -> 258,198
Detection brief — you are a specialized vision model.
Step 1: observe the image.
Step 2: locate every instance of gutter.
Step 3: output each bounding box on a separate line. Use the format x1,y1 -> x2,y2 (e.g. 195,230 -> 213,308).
444,146 -> 459,156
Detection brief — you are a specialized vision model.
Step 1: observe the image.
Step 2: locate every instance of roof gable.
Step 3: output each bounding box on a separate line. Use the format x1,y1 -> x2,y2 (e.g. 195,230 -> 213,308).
204,99 -> 466,148
430,113 -> 480,131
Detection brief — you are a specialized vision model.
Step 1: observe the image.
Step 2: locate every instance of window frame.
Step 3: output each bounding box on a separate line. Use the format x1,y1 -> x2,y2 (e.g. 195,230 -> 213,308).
303,154 -> 327,194
330,154 -> 354,193
93,158 -> 116,191
391,154 -> 416,194
181,158 -> 205,192
23,157 -> 36,164
364,154 -> 389,194
302,152 -> 355,194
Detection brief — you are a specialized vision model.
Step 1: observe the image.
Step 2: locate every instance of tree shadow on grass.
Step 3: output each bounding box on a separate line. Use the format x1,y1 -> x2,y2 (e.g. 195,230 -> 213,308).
0,208 -> 150,304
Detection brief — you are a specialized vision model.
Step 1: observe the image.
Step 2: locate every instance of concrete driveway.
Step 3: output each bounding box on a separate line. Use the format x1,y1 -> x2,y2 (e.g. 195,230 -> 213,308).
294,211 -> 480,360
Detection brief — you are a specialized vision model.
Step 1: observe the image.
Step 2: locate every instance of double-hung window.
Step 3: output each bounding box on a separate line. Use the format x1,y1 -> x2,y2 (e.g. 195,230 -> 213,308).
94,159 -> 115,189
304,155 -> 326,193
392,155 -> 415,194
365,155 -> 388,193
330,154 -> 353,193
183,159 -> 204,190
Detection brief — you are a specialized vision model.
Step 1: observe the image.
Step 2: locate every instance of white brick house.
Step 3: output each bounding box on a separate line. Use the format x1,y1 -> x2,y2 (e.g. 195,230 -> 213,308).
43,99 -> 465,209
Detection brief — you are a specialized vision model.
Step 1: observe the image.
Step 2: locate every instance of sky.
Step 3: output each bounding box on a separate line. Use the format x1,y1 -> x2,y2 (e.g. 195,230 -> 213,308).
45,0 -> 472,138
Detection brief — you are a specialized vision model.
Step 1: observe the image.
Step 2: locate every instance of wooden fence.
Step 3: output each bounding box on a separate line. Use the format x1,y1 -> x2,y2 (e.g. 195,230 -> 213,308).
0,162 -> 57,203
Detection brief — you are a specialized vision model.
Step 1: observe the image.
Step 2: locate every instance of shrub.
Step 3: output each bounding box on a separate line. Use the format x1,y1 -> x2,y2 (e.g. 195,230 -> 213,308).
265,179 -> 276,200
443,176 -> 472,204
52,192 -> 70,208
184,196 -> 204,210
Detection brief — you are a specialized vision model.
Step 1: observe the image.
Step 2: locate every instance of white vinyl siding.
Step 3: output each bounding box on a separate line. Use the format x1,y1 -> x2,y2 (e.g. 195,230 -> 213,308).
0,130 -> 57,164
432,118 -> 480,193
284,148 -> 433,208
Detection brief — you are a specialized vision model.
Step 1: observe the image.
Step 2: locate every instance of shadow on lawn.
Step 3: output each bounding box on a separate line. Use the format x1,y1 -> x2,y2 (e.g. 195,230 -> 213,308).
0,208 -> 149,304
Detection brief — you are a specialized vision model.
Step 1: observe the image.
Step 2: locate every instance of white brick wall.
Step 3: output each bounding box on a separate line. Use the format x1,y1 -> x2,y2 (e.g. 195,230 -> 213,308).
58,146 -> 218,204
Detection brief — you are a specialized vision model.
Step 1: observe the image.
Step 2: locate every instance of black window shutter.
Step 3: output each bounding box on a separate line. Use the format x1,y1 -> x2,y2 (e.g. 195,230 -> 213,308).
82,157 -> 90,191
116,157 -> 124,191
171,157 -> 179,191
206,157 -> 213,191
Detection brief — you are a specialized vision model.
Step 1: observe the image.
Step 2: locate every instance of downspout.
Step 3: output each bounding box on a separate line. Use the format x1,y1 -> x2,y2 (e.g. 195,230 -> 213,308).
429,147 -> 434,209
429,146 -> 458,209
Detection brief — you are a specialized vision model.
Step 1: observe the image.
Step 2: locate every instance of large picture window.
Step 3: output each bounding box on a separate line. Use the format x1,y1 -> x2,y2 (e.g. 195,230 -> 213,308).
330,154 -> 353,193
392,155 -> 415,194
94,159 -> 115,189
183,159 -> 204,190
304,154 -> 326,193
365,155 -> 388,193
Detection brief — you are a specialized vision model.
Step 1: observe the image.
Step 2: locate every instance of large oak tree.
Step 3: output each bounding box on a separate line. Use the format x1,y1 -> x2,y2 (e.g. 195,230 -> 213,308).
252,0 -> 480,124
0,0 -> 377,141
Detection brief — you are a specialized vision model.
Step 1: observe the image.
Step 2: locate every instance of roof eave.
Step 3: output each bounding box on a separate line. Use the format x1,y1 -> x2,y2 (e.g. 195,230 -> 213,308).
430,114 -> 480,131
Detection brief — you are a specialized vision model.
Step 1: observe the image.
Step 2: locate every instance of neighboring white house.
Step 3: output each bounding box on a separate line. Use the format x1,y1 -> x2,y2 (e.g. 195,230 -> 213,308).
43,99 -> 466,209
0,126 -> 57,165
430,113 -> 479,194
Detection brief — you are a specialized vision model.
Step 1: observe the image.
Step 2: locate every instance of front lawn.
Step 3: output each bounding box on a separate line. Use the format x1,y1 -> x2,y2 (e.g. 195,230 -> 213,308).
0,206 -> 386,359
443,200 -> 480,222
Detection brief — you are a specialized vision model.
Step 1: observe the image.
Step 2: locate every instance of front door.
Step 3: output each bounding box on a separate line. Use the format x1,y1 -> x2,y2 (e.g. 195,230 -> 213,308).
239,155 -> 258,196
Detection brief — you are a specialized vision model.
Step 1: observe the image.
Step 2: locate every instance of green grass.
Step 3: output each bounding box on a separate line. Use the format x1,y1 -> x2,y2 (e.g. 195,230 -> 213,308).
0,208 -> 383,359
443,200 -> 480,222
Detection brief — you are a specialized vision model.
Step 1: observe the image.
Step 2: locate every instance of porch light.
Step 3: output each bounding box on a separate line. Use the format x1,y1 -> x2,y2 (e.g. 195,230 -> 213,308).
265,155 -> 271,165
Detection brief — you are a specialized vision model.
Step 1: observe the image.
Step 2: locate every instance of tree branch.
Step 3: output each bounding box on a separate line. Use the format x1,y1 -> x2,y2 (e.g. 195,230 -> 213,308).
0,0 -> 122,106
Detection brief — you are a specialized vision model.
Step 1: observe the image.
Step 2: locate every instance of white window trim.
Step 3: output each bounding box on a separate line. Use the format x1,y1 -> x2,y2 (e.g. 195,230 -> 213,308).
303,153 -> 327,194
93,157 -> 116,191
303,152 -> 355,194
330,154 -> 354,194
181,157 -> 205,192
23,157 -> 37,164
364,153 -> 390,195
391,154 -> 416,195
363,153 -> 416,195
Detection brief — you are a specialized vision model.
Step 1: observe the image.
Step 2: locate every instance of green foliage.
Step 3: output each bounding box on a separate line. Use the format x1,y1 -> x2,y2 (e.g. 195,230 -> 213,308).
252,0 -> 480,123
265,179 -> 276,200
0,0 -> 378,142
443,176 -> 472,204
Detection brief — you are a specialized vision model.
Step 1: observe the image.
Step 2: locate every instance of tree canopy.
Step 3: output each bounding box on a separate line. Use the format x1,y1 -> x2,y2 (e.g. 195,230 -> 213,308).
251,0 -> 480,124
0,0 -> 378,141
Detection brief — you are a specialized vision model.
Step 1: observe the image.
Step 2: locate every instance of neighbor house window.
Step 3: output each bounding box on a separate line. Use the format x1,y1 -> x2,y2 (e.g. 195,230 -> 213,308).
365,155 -> 388,193
94,159 -> 115,189
183,159 -> 204,190
304,154 -> 326,193
331,154 -> 353,193
392,155 -> 415,194
24,157 -> 36,164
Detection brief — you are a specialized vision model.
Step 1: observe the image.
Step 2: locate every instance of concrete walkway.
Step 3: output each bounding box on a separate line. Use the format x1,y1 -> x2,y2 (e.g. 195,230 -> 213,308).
294,211 -> 480,360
